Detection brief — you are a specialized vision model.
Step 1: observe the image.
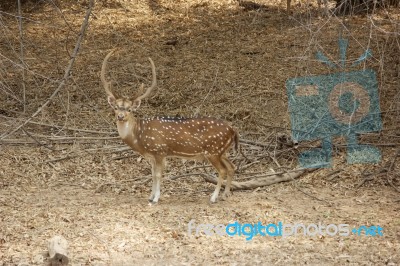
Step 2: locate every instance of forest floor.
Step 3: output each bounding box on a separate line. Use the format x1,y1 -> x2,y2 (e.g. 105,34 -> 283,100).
0,0 -> 399,265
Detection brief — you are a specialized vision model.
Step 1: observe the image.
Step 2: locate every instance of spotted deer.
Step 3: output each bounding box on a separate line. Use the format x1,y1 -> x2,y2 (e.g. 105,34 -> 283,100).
101,51 -> 239,204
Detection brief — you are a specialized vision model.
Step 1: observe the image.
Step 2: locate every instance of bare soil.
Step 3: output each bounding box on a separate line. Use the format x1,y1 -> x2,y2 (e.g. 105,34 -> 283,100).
0,0 -> 399,265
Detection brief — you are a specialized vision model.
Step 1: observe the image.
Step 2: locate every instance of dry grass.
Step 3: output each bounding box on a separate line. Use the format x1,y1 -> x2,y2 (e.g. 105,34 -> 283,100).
0,0 -> 399,264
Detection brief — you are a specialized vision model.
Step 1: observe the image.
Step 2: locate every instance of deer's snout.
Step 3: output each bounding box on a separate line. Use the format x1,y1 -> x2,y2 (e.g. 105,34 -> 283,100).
117,113 -> 125,121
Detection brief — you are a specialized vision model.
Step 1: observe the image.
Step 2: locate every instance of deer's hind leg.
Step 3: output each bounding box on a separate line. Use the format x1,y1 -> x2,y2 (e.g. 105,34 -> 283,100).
221,156 -> 235,200
207,155 -> 227,203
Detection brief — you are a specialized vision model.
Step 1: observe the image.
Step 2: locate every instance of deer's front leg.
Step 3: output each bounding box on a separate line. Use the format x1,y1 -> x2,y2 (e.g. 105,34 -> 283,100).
148,158 -> 157,202
148,156 -> 165,204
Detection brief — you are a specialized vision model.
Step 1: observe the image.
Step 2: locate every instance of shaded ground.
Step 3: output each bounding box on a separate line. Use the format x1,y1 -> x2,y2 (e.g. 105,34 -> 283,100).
0,0 -> 399,264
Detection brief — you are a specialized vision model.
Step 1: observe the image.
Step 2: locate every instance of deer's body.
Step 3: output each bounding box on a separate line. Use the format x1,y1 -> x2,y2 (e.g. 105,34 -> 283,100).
101,51 -> 238,204
119,115 -> 237,158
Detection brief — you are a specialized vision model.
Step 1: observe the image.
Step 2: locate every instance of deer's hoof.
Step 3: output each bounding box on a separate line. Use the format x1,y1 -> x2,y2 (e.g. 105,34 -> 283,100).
209,196 -> 218,204
148,199 -> 158,206
221,191 -> 232,201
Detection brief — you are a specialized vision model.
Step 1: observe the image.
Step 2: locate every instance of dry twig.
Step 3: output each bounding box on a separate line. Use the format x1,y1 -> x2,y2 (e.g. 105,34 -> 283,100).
0,0 -> 95,140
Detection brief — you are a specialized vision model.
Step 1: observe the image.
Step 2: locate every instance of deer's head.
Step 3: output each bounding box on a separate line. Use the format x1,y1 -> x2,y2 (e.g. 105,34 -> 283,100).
101,50 -> 157,122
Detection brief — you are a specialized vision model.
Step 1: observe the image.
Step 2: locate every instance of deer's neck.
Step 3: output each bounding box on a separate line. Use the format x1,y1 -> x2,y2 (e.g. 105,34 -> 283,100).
116,116 -> 137,144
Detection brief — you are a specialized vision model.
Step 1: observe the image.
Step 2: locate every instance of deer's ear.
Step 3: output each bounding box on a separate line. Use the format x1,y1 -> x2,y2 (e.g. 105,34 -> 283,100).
107,95 -> 116,107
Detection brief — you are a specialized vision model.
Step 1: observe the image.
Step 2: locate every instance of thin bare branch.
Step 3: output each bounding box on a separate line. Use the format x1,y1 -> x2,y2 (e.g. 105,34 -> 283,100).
17,0 -> 26,113
0,0 -> 95,141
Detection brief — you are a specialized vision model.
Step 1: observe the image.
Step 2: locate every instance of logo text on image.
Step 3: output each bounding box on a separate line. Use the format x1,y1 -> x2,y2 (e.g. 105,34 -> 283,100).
187,220 -> 383,241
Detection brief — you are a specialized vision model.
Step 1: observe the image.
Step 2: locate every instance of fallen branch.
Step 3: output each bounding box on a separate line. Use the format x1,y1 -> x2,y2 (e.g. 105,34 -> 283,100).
21,128 -> 59,151
325,169 -> 343,181
239,139 -> 271,148
356,168 -> 387,188
196,168 -> 311,190
27,119 -> 115,135
199,168 -> 328,204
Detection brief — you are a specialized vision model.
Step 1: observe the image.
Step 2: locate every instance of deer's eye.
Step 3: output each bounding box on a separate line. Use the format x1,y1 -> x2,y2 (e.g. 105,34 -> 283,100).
128,108 -> 132,113
114,106 -> 118,110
